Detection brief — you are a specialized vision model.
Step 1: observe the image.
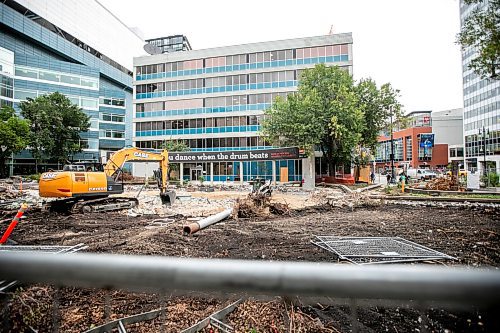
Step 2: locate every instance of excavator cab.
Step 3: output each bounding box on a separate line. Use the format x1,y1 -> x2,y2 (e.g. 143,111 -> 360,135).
63,161 -> 104,172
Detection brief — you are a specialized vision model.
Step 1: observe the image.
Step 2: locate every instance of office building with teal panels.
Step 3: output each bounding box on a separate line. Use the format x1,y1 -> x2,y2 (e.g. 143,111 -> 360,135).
133,34 -> 353,182
0,0 -> 145,174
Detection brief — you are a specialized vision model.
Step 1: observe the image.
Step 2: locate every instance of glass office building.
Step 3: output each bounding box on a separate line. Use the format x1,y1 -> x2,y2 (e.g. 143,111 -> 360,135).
460,0 -> 500,173
133,34 -> 353,182
146,35 -> 192,54
0,0 -> 144,174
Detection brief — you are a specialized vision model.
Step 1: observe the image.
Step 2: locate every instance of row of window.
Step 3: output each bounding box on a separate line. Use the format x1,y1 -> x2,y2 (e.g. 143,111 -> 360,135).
136,92 -> 289,113
464,115 -> 500,131
136,115 -> 262,132
15,66 -> 99,90
99,97 -> 125,107
135,103 -> 270,119
464,101 -> 500,120
463,76 -> 497,96
136,45 -> 349,75
375,138 -> 405,162
136,70 -> 297,94
464,86 -> 500,108
465,145 -> 500,157
13,88 -> 99,109
135,125 -> 261,137
136,56 -> 349,81
135,137 -> 271,150
465,129 -> 500,143
136,81 -> 297,100
465,130 -> 500,157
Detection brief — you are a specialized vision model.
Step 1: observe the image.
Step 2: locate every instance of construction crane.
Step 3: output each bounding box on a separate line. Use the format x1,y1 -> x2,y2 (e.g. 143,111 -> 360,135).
39,147 -> 175,213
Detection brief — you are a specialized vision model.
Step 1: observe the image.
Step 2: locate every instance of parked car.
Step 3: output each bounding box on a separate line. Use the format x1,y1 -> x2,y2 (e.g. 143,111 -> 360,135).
407,168 -> 438,180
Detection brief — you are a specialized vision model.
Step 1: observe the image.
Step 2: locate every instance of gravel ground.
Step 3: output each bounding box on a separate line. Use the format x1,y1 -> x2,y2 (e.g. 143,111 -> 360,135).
1,194 -> 499,332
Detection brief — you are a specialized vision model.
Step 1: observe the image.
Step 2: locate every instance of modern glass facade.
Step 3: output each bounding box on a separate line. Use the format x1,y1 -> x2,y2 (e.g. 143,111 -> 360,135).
146,35 -> 192,54
0,0 -> 144,174
460,0 -> 500,172
133,34 -> 353,181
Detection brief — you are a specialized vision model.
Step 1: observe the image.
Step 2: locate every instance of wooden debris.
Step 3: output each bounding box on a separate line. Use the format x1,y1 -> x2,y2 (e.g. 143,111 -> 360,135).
233,194 -> 290,219
425,177 -> 459,191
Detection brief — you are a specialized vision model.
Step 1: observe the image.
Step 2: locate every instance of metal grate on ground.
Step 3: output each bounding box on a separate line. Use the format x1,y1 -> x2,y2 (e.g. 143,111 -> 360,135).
312,236 -> 456,265
0,243 -> 87,254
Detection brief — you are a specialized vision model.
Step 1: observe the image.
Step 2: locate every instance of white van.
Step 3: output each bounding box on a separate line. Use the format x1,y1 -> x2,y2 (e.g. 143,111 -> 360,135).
407,168 -> 437,180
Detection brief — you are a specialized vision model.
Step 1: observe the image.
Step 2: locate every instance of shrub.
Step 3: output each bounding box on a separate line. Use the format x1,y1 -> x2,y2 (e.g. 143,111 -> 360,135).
27,174 -> 40,181
481,173 -> 499,187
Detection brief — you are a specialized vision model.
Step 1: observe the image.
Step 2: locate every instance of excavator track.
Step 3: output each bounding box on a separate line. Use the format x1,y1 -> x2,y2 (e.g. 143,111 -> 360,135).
46,197 -> 138,214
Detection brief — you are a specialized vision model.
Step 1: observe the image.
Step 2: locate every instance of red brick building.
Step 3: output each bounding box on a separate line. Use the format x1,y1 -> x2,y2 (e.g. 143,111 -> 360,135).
375,126 -> 449,170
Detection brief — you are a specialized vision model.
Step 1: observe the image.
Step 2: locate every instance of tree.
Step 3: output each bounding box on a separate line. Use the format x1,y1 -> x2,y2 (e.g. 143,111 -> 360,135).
161,139 -> 190,179
0,106 -> 30,177
161,139 -> 190,152
262,64 -> 364,175
457,0 -> 500,79
356,78 -> 382,151
19,92 -> 90,165
379,83 -> 406,133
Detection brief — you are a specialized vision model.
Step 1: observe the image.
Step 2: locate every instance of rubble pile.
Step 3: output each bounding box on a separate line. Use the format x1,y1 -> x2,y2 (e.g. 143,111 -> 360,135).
126,191 -> 234,218
233,193 -> 290,219
425,177 -> 459,191
0,187 -> 41,212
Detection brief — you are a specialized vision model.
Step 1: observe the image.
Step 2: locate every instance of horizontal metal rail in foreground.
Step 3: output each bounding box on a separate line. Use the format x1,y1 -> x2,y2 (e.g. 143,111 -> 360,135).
0,252 -> 499,307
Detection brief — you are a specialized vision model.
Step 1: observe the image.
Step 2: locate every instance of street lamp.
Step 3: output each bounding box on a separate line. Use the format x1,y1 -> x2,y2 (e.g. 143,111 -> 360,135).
390,108 -> 395,183
479,126 -> 490,177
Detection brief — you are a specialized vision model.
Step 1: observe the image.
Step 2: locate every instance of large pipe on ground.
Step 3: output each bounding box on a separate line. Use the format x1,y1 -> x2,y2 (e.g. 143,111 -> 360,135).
183,208 -> 232,235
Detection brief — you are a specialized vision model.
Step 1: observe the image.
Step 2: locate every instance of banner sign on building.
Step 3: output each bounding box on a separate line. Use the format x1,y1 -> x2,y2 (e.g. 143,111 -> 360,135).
168,147 -> 300,163
419,134 -> 435,148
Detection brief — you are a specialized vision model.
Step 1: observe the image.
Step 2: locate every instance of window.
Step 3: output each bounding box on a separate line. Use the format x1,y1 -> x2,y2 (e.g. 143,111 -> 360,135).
81,98 -> 98,109
100,130 -> 124,139
101,114 -> 125,122
39,71 -> 59,82
90,118 -> 99,130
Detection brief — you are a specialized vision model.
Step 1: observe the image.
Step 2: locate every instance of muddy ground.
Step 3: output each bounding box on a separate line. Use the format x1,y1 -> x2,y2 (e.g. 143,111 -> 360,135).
1,192 -> 500,332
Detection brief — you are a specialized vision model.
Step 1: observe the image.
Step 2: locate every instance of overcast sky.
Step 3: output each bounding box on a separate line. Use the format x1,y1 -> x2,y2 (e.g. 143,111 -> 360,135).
99,0 -> 464,114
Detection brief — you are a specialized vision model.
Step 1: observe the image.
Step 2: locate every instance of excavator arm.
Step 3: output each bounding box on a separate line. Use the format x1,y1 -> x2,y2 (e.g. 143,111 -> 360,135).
104,147 -> 173,203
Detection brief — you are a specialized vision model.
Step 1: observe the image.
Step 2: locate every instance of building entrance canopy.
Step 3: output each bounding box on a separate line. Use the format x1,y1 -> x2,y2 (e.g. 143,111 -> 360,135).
168,147 -> 300,163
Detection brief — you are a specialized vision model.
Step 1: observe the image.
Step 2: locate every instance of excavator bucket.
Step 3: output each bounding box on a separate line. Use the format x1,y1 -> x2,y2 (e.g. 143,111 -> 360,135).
160,191 -> 176,206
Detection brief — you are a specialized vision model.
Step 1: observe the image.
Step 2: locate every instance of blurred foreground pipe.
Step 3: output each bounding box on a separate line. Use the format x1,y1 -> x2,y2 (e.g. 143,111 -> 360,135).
1,252 -> 500,306
183,208 -> 232,234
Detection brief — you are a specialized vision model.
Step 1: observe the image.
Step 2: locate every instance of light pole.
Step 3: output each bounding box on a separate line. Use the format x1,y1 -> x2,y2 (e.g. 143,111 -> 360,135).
390,110 -> 395,183
479,126 -> 490,177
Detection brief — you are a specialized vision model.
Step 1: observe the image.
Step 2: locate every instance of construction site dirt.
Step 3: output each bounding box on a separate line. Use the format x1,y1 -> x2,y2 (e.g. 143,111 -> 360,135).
1,189 -> 500,332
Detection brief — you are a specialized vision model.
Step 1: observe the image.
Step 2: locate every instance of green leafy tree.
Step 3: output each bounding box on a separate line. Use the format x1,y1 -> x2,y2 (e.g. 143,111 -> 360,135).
161,139 -> 190,152
457,0 -> 500,79
19,92 -> 90,165
161,139 -> 190,178
0,106 -> 30,177
356,79 -> 382,151
379,83 -> 406,134
262,64 -> 363,175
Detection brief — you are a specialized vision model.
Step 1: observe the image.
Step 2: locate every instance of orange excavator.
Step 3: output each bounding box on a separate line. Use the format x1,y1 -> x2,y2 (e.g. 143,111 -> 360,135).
39,147 -> 176,213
